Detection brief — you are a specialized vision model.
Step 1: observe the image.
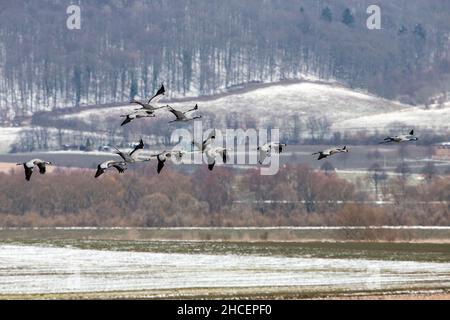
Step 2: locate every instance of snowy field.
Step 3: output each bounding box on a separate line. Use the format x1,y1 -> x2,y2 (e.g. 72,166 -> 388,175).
0,244 -> 450,298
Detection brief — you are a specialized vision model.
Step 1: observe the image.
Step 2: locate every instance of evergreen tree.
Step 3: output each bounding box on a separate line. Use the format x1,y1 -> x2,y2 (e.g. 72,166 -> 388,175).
84,138 -> 94,151
321,7 -> 332,22
398,25 -> 408,34
320,161 -> 335,176
342,8 -> 354,26
413,23 -> 426,40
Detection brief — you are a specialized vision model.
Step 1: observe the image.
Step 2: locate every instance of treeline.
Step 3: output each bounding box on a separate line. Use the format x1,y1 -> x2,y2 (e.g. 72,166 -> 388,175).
0,165 -> 448,227
10,110 -> 449,153
1,0 -> 450,120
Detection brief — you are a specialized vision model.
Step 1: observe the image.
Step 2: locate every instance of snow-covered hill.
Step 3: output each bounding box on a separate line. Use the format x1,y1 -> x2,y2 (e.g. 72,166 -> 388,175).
333,104 -> 450,132
59,80 -> 450,133
61,81 -> 410,127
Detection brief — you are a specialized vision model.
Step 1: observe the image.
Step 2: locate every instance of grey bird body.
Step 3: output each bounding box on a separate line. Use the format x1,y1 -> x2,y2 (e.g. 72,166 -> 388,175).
167,104 -> 202,123
120,110 -> 155,126
131,83 -> 166,111
380,130 -> 418,144
312,146 -> 348,160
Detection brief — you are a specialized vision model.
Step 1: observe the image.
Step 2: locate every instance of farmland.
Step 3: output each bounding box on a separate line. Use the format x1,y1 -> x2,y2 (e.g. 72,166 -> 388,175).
1,227 -> 450,299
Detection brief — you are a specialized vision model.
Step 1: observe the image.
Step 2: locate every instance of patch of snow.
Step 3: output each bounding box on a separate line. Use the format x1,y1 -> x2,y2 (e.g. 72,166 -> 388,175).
0,245 -> 449,294
333,105 -> 450,132
0,127 -> 22,153
1,226 -> 449,231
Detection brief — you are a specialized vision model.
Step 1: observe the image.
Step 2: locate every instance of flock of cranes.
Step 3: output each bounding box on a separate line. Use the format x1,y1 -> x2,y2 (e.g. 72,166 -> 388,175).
121,85 -> 201,126
15,84 -> 420,181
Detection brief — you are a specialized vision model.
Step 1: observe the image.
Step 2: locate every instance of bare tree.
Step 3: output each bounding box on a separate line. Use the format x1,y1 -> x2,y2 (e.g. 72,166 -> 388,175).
421,162 -> 437,183
320,161 -> 335,176
306,116 -> 318,143
368,163 -> 388,200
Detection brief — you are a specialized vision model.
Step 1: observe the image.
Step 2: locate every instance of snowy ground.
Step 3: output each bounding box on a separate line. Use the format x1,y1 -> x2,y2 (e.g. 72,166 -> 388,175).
0,127 -> 21,153
334,105 -> 450,132
59,81 -> 409,127
0,244 -> 449,297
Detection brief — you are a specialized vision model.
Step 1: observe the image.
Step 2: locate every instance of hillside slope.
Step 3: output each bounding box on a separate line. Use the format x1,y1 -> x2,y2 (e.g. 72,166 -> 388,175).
61,81 -> 413,128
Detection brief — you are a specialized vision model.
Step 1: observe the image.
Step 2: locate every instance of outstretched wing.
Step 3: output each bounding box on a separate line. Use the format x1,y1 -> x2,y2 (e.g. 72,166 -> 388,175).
215,149 -> 228,164
191,141 -> 203,152
258,149 -> 268,164
130,139 -> 144,157
186,104 -> 198,113
131,100 -> 146,108
257,145 -> 270,164
112,164 -> 126,173
157,157 -> 165,174
121,116 -> 132,126
222,150 -> 228,163
94,165 -> 104,178
202,129 -> 216,147
380,137 -> 393,144
113,147 -> 128,162
36,162 -> 46,174
206,153 -> 216,171
24,164 -> 33,181
204,149 -> 218,171
317,153 -> 327,160
409,129 -> 414,135
276,145 -> 283,153
167,106 -> 185,119
148,83 -> 165,104
132,100 -> 161,111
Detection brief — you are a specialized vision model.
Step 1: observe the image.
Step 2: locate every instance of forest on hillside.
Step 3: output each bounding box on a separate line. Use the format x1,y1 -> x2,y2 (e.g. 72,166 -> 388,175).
1,0 -> 450,121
